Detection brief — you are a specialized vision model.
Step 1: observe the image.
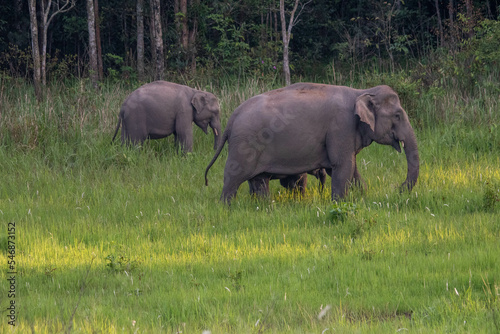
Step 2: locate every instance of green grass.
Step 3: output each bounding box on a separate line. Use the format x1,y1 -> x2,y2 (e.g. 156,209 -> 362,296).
0,76 -> 499,333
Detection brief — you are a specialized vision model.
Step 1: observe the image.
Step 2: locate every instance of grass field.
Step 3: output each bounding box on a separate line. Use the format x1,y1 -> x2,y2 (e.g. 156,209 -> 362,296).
0,76 -> 499,333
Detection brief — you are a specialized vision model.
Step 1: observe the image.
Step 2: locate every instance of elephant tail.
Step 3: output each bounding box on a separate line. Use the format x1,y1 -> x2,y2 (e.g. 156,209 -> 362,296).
111,116 -> 122,144
205,131 -> 228,186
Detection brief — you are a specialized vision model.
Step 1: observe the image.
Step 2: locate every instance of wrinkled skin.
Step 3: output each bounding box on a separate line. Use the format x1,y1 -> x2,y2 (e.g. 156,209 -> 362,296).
205,83 -> 419,204
112,81 -> 221,153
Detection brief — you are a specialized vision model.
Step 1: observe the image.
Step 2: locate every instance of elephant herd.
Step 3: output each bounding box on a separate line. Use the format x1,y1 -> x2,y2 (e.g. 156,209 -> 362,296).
112,81 -> 419,205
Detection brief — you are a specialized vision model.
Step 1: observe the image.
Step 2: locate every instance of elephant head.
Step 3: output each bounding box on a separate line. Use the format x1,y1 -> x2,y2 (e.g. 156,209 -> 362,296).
355,85 -> 419,192
192,92 -> 222,150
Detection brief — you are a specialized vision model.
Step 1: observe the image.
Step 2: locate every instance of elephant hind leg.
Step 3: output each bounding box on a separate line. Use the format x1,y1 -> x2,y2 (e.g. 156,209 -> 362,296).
122,121 -> 146,146
221,170 -> 251,205
221,179 -> 243,204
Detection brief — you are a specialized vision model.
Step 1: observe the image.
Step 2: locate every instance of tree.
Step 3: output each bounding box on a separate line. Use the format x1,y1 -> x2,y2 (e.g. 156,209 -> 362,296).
279,0 -> 310,85
40,0 -> 76,85
28,0 -> 42,100
87,0 -> 98,89
94,0 -> 103,80
150,0 -> 164,80
27,0 -> 75,100
435,0 -> 444,47
180,0 -> 189,50
176,0 -> 199,71
188,0 -> 199,72
137,0 -> 145,81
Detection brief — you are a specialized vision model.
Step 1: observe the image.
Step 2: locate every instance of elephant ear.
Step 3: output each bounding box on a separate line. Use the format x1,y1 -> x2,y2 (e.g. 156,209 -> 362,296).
191,92 -> 206,114
355,93 -> 376,132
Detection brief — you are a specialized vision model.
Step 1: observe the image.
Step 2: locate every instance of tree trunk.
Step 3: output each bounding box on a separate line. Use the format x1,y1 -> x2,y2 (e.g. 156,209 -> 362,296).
151,0 -> 164,80
137,0 -> 145,81
485,0 -> 492,19
189,0 -> 199,72
38,0 -> 77,87
434,0 -> 444,47
28,0 -> 42,101
273,5 -> 278,40
14,0 -> 23,32
149,0 -> 157,68
174,0 -> 180,32
280,0 -> 301,86
448,0 -> 458,50
280,0 -> 291,85
87,0 -> 99,89
94,0 -> 103,80
448,0 -> 454,28
42,17 -> 48,86
417,0 -> 425,57
465,0 -> 474,38
180,0 -> 188,50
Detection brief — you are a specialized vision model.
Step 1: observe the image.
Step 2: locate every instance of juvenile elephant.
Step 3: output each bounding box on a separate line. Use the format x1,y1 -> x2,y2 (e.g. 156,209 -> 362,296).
205,83 -> 419,204
112,81 -> 221,153
248,169 -> 328,196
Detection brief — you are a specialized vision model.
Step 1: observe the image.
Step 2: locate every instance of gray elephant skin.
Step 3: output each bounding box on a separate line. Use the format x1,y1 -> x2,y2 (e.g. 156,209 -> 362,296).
112,81 -> 222,153
205,83 -> 419,204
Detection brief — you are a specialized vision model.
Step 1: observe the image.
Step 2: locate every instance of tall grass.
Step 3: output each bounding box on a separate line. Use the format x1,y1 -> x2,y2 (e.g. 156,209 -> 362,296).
0,73 -> 499,333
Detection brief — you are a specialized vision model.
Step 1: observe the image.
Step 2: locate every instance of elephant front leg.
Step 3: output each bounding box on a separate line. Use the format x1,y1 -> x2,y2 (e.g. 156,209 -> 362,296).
174,133 -> 181,152
330,157 -> 355,201
175,122 -> 193,153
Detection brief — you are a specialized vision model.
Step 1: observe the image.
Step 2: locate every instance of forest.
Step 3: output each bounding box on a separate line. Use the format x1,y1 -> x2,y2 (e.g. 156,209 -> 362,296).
1,0 -> 499,89
0,0 -> 499,333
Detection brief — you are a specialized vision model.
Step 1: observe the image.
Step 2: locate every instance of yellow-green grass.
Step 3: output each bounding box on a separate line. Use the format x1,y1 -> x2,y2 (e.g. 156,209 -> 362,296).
0,77 -> 498,333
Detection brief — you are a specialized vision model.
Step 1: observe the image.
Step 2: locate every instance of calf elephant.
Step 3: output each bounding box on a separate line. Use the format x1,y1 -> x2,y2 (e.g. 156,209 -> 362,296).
112,81 -> 221,153
205,83 -> 419,204
248,169 -> 328,196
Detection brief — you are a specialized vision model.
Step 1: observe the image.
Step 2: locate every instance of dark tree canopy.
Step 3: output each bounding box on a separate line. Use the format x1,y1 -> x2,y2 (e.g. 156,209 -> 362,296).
1,0 -> 499,82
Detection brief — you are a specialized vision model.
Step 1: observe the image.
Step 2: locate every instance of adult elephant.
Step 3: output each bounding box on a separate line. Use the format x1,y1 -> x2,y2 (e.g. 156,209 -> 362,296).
112,81 -> 221,153
205,83 -> 419,204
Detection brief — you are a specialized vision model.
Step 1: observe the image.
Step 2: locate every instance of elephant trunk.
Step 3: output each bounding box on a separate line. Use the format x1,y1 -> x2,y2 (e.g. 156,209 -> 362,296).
401,127 -> 419,192
210,119 -> 221,150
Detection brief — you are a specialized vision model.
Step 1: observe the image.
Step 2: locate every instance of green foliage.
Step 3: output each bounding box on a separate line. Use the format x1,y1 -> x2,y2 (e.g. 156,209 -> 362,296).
483,181 -> 499,212
410,17 -> 500,97
104,53 -> 136,82
0,44 -> 32,78
47,50 -> 78,81
390,34 -> 417,55
205,13 -> 252,74
1,0 -> 498,85
469,19 -> 500,74
328,202 -> 357,222
105,253 -> 140,273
